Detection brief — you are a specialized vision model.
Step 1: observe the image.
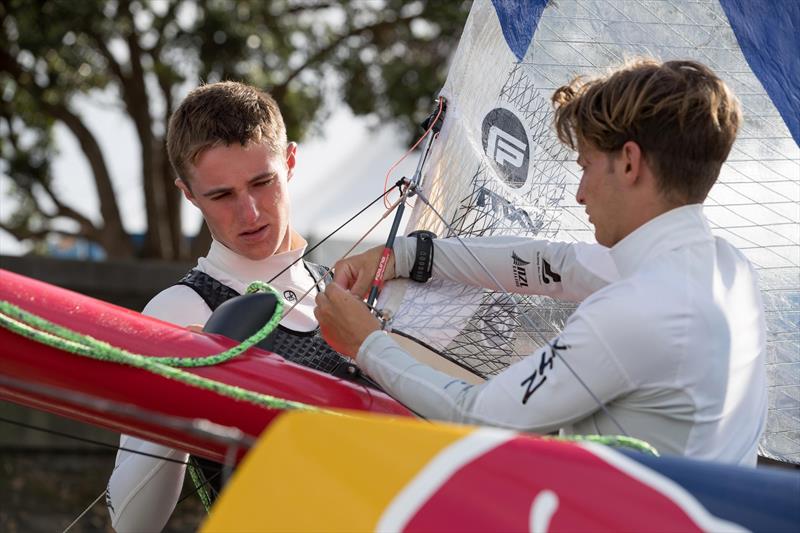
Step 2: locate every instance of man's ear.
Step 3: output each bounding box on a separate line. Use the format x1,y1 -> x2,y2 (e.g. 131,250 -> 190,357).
286,142 -> 297,181
620,141 -> 643,186
174,178 -> 199,207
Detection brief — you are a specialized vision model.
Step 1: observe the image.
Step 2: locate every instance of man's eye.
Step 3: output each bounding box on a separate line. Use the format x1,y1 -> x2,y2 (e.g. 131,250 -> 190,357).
254,179 -> 273,187
211,192 -> 230,201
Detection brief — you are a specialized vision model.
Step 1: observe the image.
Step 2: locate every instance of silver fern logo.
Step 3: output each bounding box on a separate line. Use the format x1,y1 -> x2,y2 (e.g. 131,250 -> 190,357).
512,251 -> 530,287
482,108 -> 529,188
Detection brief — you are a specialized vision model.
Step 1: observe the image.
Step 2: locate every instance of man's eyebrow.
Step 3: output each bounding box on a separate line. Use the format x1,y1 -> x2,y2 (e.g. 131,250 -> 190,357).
201,172 -> 276,197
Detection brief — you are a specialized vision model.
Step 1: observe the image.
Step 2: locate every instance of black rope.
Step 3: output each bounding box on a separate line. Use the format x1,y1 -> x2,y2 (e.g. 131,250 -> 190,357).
0,414 -> 190,466
177,467 -> 223,506
0,413 -> 225,515
267,183 -> 401,284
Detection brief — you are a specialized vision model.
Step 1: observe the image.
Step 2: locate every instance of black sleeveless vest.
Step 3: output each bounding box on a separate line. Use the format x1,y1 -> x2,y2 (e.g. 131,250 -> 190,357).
175,261 -> 370,504
177,261 -> 355,375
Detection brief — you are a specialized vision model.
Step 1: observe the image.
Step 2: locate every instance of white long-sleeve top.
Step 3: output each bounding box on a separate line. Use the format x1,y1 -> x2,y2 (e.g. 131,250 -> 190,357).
107,239 -> 322,532
358,204 -> 768,466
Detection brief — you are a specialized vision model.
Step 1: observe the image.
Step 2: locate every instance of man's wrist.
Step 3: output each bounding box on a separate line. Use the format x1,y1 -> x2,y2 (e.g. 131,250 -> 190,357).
391,236 -> 415,278
356,329 -> 389,365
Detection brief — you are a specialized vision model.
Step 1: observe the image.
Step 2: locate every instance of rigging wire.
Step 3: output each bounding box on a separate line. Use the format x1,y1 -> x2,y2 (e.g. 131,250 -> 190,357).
0,415 -> 192,465
278,195 -> 404,319
266,183 -> 401,286
62,490 -> 106,533
179,467 -> 222,506
411,186 -> 630,437
274,192 -> 430,420
0,414 -> 224,529
382,96 -> 445,209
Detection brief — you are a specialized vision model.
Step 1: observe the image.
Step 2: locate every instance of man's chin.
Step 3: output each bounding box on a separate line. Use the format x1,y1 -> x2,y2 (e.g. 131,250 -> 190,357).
241,246 -> 277,261
224,239 -> 276,261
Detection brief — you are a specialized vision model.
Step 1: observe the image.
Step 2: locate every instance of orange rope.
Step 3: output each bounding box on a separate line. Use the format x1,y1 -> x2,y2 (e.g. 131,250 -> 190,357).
382,96 -> 445,209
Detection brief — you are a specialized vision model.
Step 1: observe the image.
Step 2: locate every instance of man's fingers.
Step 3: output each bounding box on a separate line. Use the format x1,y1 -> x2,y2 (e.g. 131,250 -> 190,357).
352,273 -> 374,300
324,281 -> 351,303
333,261 -> 359,290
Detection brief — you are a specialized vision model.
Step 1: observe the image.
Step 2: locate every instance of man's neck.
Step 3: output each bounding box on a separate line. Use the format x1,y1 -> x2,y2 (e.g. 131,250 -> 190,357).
286,229 -> 307,253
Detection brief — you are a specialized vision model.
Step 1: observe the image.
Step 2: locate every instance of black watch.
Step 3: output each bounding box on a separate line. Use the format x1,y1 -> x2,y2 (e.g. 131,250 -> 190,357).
408,230 -> 436,283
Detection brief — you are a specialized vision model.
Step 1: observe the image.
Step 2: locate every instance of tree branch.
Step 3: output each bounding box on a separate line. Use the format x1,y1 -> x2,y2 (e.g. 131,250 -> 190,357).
273,15 -> 415,94
113,0 -> 177,259
37,180 -> 99,238
85,28 -> 129,85
0,220 -> 86,243
286,2 -> 337,15
1,47 -> 131,256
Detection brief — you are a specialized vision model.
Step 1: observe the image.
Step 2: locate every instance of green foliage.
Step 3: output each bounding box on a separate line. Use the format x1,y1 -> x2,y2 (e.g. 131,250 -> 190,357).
0,0 -> 471,258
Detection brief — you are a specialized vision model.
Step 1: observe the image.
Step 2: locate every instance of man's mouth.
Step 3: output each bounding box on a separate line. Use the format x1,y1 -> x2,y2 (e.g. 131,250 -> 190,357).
239,224 -> 269,240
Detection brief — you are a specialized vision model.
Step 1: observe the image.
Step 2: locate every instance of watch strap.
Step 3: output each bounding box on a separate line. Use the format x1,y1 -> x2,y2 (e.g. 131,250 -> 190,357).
408,230 -> 436,283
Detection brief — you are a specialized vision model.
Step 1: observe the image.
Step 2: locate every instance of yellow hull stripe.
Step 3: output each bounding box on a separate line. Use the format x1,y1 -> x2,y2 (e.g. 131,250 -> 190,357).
201,410 -> 473,532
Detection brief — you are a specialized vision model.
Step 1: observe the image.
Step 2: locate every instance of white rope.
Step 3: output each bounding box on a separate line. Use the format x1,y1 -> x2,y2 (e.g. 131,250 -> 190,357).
62,489 -> 106,533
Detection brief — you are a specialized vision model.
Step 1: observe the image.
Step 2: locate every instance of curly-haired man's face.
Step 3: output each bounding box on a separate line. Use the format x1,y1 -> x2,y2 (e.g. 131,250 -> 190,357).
575,142 -> 627,247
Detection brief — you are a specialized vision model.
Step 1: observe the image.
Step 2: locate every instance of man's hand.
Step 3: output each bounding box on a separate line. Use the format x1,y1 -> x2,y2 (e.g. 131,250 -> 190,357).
333,245 -> 396,298
314,283 -> 381,358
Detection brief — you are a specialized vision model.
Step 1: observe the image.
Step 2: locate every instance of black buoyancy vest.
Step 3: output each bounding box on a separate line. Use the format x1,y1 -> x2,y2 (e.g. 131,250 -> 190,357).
175,261 -> 370,505
177,261 -> 353,375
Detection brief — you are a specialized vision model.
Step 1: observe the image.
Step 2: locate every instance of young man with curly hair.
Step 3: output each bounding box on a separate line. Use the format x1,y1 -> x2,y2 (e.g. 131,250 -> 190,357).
315,58 -> 767,466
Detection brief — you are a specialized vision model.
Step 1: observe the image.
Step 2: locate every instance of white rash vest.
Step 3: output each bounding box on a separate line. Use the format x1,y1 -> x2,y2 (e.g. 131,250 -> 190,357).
358,204 -> 768,466
106,239 -> 322,532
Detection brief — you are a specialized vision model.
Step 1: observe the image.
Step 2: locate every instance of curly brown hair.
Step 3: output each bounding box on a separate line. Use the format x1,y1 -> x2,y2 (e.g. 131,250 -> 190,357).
552,58 -> 741,203
167,81 -> 287,185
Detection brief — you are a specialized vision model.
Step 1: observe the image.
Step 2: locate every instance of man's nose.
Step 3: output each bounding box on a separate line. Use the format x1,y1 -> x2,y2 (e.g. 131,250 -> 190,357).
239,193 -> 260,222
575,178 -> 586,205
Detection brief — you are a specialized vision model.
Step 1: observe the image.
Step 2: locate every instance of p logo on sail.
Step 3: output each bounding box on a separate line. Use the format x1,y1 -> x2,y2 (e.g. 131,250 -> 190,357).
481,108 -> 529,189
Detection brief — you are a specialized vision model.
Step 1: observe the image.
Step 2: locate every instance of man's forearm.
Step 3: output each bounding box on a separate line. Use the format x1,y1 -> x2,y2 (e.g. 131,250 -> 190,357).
394,235 -> 615,301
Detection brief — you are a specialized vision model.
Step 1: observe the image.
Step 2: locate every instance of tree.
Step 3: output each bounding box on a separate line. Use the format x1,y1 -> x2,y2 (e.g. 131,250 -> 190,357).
0,0 -> 470,259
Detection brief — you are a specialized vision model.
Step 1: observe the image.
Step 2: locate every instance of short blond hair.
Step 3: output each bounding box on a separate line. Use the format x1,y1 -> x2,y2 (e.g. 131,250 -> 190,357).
552,58 -> 741,203
167,81 -> 287,185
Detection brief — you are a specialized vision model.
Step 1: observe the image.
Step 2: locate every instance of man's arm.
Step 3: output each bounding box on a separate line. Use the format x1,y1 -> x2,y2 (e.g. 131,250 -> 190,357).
107,285 -> 211,532
355,305 -> 634,432
107,436 -> 190,532
315,280 -> 635,432
336,235 -> 618,303
395,235 -> 617,302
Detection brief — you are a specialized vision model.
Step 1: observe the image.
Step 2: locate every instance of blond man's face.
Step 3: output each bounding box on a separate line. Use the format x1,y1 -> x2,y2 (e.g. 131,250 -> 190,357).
178,142 -> 296,260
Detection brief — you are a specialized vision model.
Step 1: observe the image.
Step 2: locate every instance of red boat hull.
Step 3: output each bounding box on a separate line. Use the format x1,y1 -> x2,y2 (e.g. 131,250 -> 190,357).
0,269 -> 411,462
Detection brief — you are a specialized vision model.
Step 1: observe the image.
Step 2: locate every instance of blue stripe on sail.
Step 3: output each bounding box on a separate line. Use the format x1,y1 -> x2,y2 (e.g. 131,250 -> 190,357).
490,0 -> 548,62
719,0 -> 800,145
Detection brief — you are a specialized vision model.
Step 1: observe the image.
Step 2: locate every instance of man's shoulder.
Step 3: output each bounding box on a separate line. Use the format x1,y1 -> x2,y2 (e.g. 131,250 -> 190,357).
142,283 -> 211,327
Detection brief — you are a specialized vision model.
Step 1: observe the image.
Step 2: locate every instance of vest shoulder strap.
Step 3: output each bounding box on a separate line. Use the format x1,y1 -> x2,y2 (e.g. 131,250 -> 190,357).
177,270 -> 239,312
177,260 -> 329,311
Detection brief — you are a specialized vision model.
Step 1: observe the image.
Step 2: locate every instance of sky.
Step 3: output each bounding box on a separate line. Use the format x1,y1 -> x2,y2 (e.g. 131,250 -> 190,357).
0,96 -> 418,260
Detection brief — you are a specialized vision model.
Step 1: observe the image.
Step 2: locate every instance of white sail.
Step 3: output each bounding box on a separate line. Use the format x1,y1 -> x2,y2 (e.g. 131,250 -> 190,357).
379,0 -> 799,463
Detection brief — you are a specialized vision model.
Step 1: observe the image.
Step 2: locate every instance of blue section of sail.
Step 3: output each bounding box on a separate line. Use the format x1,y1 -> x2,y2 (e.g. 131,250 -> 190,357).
719,0 -> 800,145
490,0 -> 548,62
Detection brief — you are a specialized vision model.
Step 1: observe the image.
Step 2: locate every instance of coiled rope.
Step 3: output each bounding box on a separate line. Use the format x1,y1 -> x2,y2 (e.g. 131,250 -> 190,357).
0,281 -> 323,413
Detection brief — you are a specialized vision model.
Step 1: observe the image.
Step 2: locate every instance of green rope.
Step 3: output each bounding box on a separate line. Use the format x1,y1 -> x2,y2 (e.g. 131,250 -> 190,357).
0,282 -> 325,413
555,434 -> 659,456
0,282 -> 660,459
187,461 -> 213,513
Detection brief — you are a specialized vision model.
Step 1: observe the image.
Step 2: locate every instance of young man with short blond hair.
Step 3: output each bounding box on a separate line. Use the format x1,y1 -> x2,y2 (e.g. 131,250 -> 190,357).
107,81 -> 335,532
